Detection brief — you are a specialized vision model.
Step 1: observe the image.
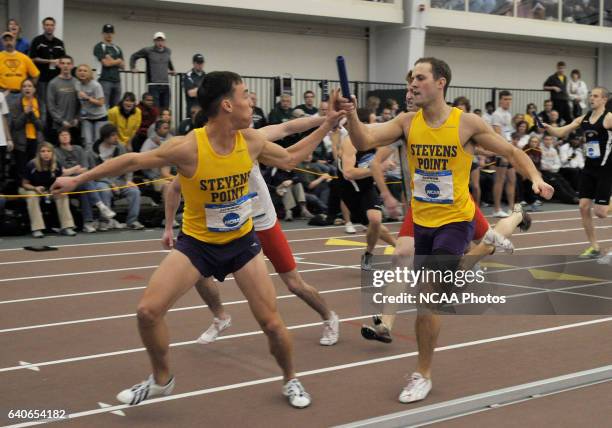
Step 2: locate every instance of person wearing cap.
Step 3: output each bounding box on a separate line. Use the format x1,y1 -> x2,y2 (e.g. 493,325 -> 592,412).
29,17 -> 65,118
183,53 -> 205,114
0,31 -> 39,106
130,32 -> 175,110
0,19 -> 30,54
93,24 -> 124,108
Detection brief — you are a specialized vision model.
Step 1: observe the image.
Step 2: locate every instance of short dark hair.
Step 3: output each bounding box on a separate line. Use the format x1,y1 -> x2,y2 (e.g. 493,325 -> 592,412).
414,57 -> 452,96
452,96 -> 471,112
58,55 -> 73,63
57,127 -> 71,137
356,108 -> 371,124
544,99 -> 553,104
120,92 -> 137,104
485,101 -> 494,108
499,90 -> 512,100
570,69 -> 581,78
100,123 -> 118,140
384,98 -> 398,109
557,61 -> 566,67
155,119 -> 169,131
142,92 -> 153,101
303,90 -> 315,98
42,17 -> 56,24
197,71 -> 243,118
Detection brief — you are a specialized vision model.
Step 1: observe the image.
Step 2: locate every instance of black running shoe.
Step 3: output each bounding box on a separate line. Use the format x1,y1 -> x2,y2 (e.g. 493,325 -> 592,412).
361,316 -> 392,343
361,252 -> 373,271
515,203 -> 532,232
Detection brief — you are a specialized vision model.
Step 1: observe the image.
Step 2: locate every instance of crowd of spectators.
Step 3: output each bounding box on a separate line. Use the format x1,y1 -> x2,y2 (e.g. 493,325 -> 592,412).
0,17 -> 206,237
0,16 -> 607,238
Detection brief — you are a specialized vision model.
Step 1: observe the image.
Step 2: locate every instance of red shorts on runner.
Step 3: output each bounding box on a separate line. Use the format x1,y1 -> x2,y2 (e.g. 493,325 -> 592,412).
255,221 -> 297,274
398,203 -> 489,240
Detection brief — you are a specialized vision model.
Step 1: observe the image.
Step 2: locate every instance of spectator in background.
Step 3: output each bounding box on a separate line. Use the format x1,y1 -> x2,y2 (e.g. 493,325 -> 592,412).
75,63 -> 107,151
250,92 -> 266,129
139,119 -> 173,199
295,90 -> 318,116
558,134 -> 584,190
0,89 -> 11,180
384,98 -> 400,117
18,142 -> 76,238
296,153 -> 332,209
177,104 -> 201,136
269,94 -> 294,148
183,53 -> 205,114
522,135 -> 543,211
130,32 -> 175,109
146,110 -> 172,144
549,110 -> 562,127
568,69 -> 588,118
0,31 -> 39,106
29,17 -> 65,117
539,99 -> 554,124
89,123 -> 144,230
0,19 -> 30,53
54,128 -> 116,232
365,95 -> 380,115
482,101 -> 495,125
93,24 -> 124,108
543,61 -> 572,124
263,165 -> 314,221
524,102 -> 537,130
377,107 -> 393,123
132,92 -> 158,153
9,78 -> 43,178
540,134 -> 578,204
47,55 -> 79,144
453,96 -> 471,113
515,120 -> 530,148
491,90 -> 516,217
108,91 -> 141,151
473,108 -> 482,117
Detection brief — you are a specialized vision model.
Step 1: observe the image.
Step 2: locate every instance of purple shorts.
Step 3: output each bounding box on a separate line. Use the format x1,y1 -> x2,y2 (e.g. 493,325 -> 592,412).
413,220 -> 475,256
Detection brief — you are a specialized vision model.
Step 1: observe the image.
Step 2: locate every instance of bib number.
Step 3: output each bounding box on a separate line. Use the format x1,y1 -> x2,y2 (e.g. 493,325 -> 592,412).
585,141 -> 601,159
205,192 -> 257,232
413,169 -> 453,204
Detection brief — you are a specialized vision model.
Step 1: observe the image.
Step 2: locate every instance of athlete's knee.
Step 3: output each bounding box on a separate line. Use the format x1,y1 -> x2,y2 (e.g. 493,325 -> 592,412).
136,301 -> 164,326
394,242 -> 414,258
367,210 -> 382,226
260,313 -> 285,338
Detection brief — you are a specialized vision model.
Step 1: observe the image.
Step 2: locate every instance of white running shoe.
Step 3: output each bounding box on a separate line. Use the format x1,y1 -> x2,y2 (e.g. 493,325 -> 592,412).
482,228 -> 514,253
82,222 -> 97,233
96,202 -> 116,220
492,210 -> 509,218
116,375 -> 175,405
345,222 -> 356,234
196,316 -> 232,344
320,311 -> 339,346
398,372 -> 432,403
282,378 -> 311,408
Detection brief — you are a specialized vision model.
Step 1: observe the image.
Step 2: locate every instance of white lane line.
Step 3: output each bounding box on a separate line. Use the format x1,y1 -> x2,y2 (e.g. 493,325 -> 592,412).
0,233 -> 372,266
0,313 -> 371,374
4,316 -> 611,428
0,279 -> 361,334
0,286 -> 147,305
514,239 -> 612,252
488,280 -> 612,301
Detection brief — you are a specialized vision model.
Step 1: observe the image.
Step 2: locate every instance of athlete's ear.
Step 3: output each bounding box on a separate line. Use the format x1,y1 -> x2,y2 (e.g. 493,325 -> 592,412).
220,98 -> 232,114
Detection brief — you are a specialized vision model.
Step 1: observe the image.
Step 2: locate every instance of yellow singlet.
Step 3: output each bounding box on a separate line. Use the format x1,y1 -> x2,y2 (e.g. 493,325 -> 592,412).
406,107 -> 475,228
179,127 -> 254,244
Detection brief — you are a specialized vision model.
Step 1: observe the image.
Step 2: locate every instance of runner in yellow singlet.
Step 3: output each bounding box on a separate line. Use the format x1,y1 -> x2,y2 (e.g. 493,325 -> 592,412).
333,57 -> 553,404
52,71 -> 345,409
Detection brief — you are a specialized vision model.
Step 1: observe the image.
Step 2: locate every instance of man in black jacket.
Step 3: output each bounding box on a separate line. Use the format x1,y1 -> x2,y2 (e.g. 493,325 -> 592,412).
543,61 -> 572,124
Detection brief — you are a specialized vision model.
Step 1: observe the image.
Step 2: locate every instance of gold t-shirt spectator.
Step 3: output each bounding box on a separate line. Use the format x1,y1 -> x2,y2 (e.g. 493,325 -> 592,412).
0,50 -> 40,90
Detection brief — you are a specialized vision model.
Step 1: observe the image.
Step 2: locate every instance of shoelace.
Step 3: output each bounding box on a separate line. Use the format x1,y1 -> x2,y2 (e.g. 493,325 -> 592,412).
289,380 -> 306,397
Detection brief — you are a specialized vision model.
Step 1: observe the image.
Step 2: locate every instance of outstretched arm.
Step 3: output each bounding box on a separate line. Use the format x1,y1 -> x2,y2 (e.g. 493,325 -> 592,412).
332,89 -> 406,151
260,115 -> 325,142
543,115 -> 583,138
468,114 -> 554,200
51,136 -> 189,194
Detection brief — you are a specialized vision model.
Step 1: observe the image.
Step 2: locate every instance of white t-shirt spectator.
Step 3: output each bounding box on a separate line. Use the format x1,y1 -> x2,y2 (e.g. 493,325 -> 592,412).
559,142 -> 585,169
491,107 -> 513,141
540,144 -> 561,173
0,93 -> 9,146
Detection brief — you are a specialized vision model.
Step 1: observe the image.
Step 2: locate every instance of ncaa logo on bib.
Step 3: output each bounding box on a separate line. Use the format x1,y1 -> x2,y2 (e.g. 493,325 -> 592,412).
223,212 -> 241,228
425,183 -> 440,199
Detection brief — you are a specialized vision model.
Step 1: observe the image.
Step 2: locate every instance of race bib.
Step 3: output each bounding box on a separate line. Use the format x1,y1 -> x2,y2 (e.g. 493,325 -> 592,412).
413,169 -> 453,204
357,153 -> 375,169
585,141 -> 601,159
205,192 -> 257,232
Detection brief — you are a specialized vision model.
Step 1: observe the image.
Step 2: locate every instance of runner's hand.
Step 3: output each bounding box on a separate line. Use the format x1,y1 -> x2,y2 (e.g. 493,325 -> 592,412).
161,229 -> 175,250
51,176 -> 78,195
383,193 -> 401,218
533,178 -> 554,200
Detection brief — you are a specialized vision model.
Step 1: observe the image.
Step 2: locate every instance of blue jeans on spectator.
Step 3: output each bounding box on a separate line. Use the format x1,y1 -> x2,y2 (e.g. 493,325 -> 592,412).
100,80 -> 122,108
94,181 -> 141,225
81,118 -> 108,152
148,84 -> 170,109
77,181 -> 105,223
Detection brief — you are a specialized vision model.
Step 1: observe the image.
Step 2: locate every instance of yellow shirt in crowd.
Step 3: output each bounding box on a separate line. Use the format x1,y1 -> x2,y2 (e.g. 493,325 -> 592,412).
0,51 -> 40,91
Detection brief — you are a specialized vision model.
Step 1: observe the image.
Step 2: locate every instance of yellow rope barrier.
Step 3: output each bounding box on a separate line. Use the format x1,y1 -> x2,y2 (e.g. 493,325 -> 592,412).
0,177 -> 175,199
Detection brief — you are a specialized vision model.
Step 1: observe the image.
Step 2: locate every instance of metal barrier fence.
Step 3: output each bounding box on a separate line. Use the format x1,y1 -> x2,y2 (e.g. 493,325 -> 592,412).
118,71 -> 550,121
